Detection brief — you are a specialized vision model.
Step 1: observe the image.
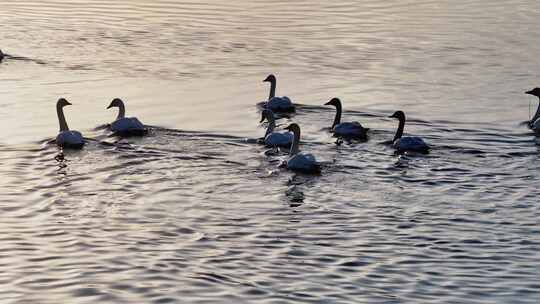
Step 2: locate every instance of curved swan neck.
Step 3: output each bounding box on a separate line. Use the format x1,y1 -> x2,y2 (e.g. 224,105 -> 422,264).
289,127 -> 301,156
57,104 -> 69,132
332,103 -> 342,128
264,114 -> 276,137
531,97 -> 540,124
268,78 -> 276,100
393,116 -> 405,142
116,102 -> 126,120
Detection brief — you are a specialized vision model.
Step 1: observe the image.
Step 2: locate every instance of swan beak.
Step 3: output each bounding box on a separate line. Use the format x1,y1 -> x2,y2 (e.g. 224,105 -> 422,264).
526,90 -> 534,95
106,103 -> 114,109
324,100 -> 332,105
388,114 -> 396,118
66,101 -> 72,106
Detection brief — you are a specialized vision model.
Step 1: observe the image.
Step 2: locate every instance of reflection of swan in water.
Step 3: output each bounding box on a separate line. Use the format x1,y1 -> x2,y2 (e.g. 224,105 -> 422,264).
525,88 -> 540,134
260,109 -> 293,148
106,98 -> 147,136
324,97 -> 369,140
262,74 -> 295,113
55,98 -> 85,149
284,123 -> 321,174
388,110 -> 429,154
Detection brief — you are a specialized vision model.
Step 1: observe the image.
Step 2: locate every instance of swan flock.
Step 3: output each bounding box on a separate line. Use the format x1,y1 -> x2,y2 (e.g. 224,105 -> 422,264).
49,74 -> 538,174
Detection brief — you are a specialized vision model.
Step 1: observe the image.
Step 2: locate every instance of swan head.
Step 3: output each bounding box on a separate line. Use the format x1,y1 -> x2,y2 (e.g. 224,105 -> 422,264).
107,98 -> 125,109
389,110 -> 405,121
284,123 -> 301,134
0,49 -> 4,60
324,97 -> 341,107
263,74 -> 276,83
57,98 -> 72,108
525,88 -> 540,97
260,109 -> 275,123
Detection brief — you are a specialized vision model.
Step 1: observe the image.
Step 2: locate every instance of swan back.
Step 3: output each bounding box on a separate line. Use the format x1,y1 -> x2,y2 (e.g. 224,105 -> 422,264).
110,117 -> 146,135
287,152 -> 320,173
266,96 -> 294,113
56,130 -> 84,148
265,132 -> 293,148
394,137 -> 429,154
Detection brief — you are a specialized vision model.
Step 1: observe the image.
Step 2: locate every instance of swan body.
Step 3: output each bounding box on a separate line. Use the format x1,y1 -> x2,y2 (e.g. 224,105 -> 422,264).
267,96 -> 294,113
334,122 -> 367,137
287,152 -> 319,172
389,110 -> 429,154
55,98 -> 85,148
107,98 -> 147,136
393,136 -> 429,153
56,130 -> 84,148
284,123 -> 320,173
110,117 -> 145,133
265,132 -> 293,147
525,88 -> 540,134
263,74 -> 295,113
325,98 -> 368,140
260,109 -> 293,147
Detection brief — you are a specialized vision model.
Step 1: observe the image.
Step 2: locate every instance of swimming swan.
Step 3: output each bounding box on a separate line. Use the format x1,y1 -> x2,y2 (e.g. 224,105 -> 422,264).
263,74 -> 295,113
389,111 -> 429,154
324,97 -> 369,140
260,109 -> 293,147
525,88 -> 540,134
284,123 -> 320,173
107,98 -> 147,136
55,98 -> 85,148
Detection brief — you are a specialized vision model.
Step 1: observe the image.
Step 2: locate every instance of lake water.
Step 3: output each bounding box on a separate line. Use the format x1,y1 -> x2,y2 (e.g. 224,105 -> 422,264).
1,1 -> 540,303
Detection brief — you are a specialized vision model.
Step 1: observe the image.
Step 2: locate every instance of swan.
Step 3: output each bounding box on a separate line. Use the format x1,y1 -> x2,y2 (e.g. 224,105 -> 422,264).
388,110 -> 429,154
263,74 -> 295,113
55,98 -> 85,148
107,98 -> 147,136
284,123 -> 320,173
0,49 -> 4,62
324,97 -> 369,140
525,88 -> 540,133
260,109 -> 293,147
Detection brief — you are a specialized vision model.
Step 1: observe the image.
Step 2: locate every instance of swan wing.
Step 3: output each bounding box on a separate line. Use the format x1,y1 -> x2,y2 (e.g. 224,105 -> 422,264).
395,136 -> 429,153
267,96 -> 295,112
287,152 -> 320,173
265,132 -> 293,147
111,117 -> 145,133
56,130 -> 84,148
334,122 -> 367,138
